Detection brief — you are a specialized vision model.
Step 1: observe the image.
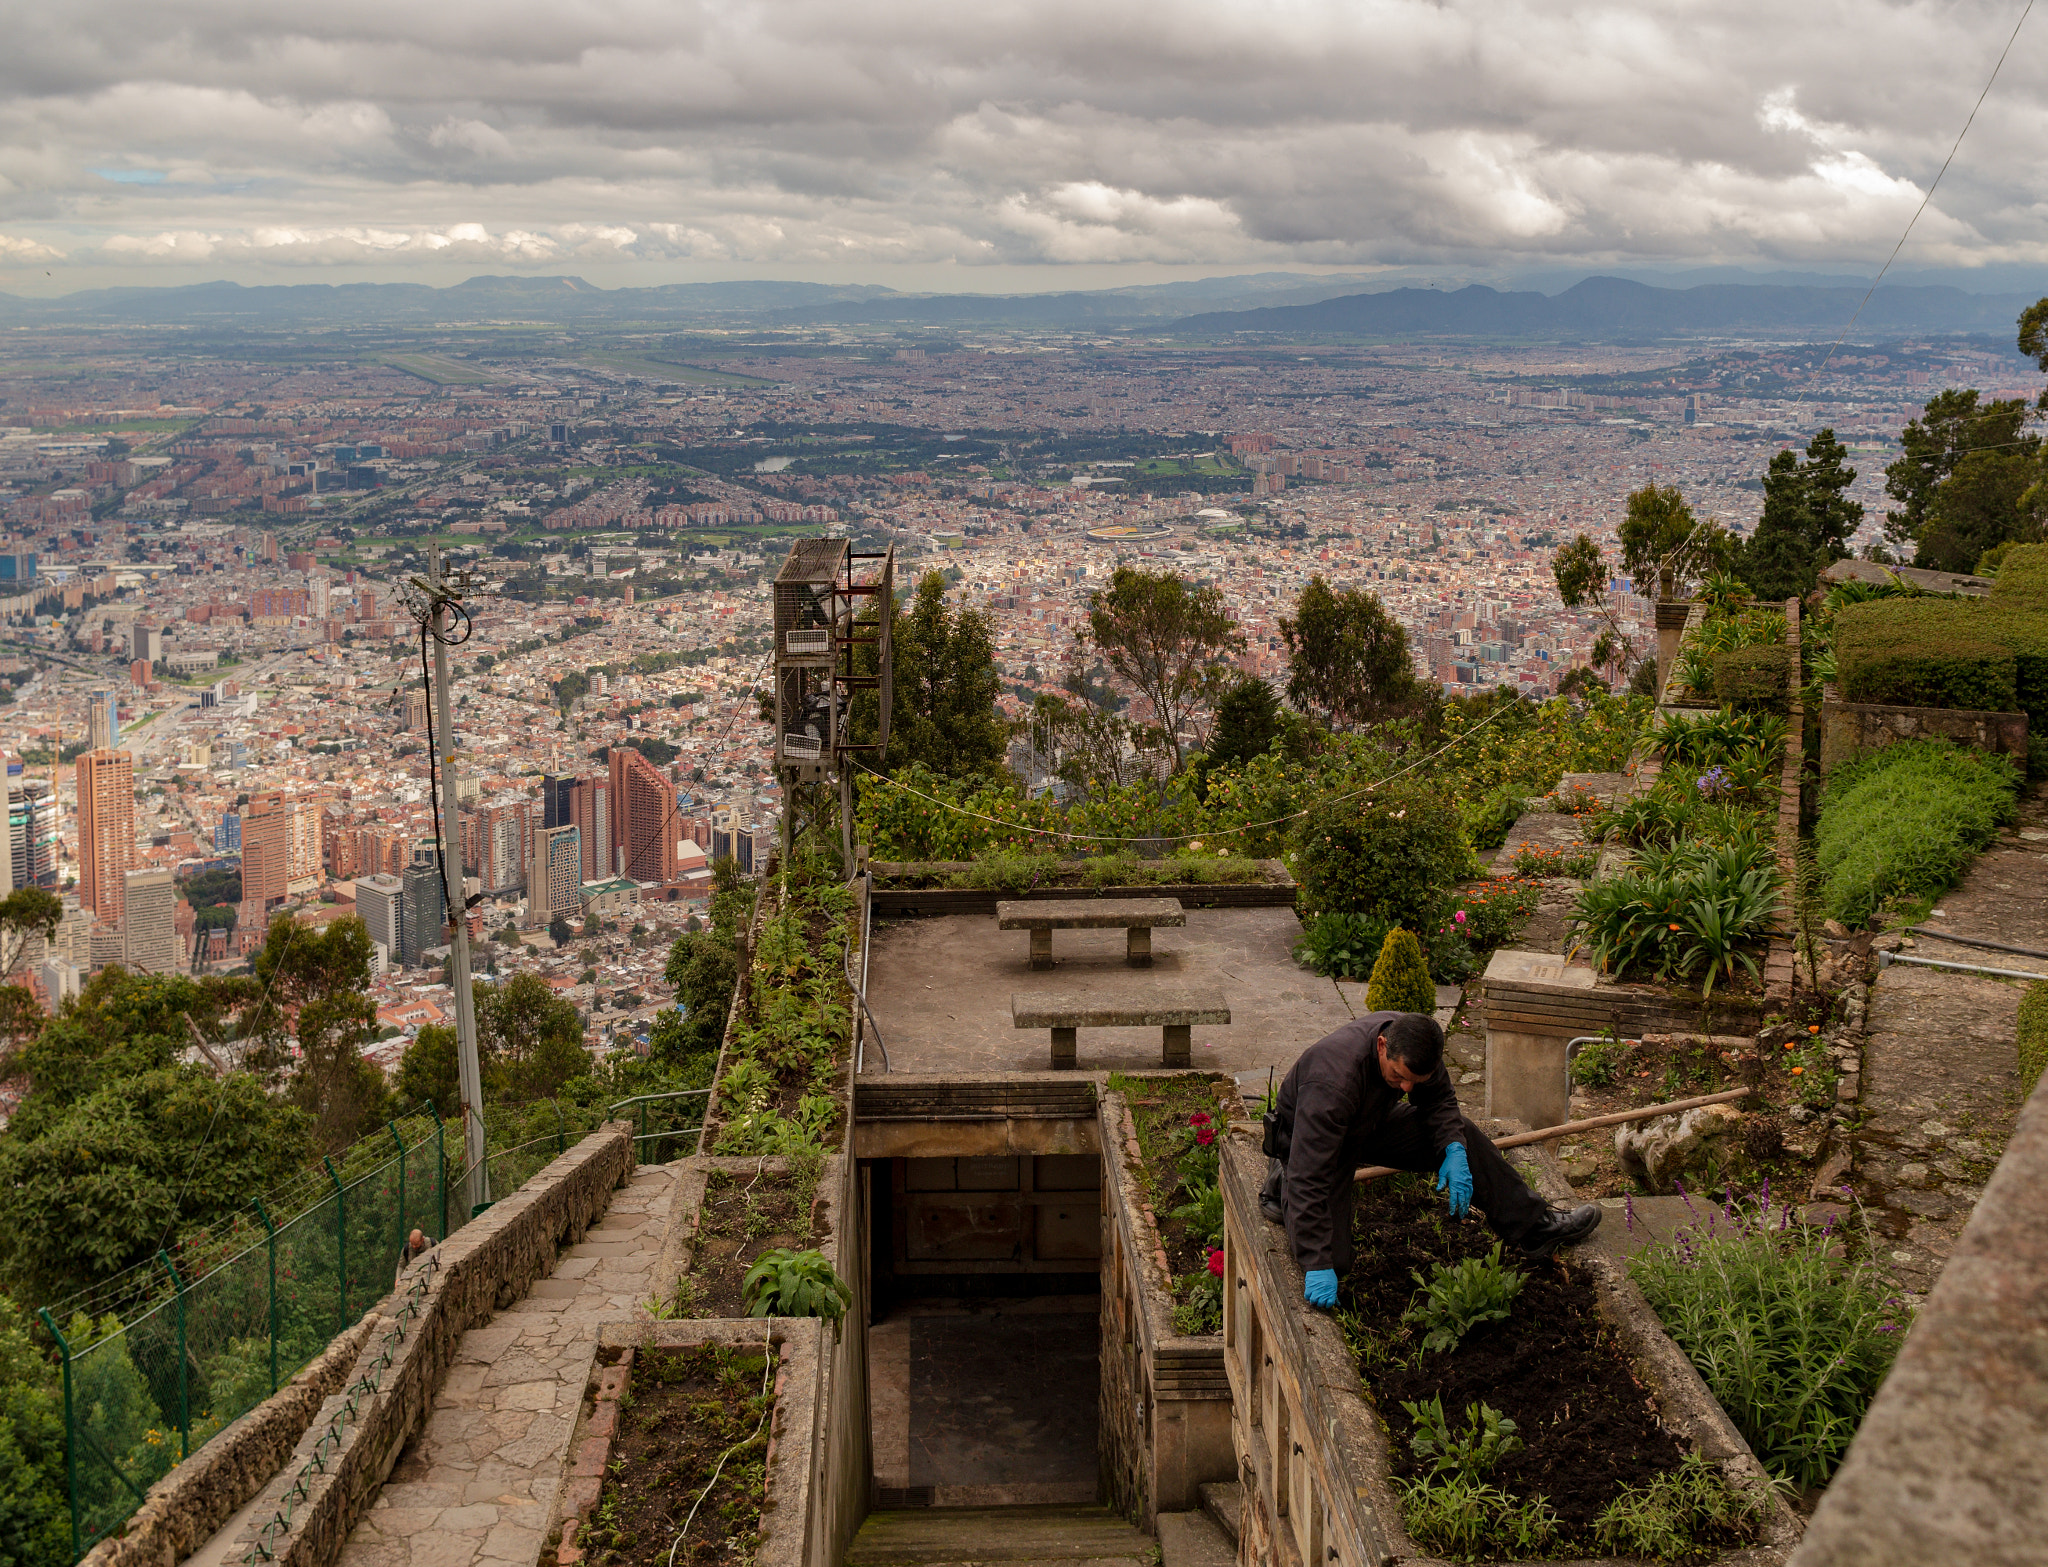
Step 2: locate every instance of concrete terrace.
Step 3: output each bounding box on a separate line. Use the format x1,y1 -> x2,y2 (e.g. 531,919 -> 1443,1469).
863,905 -> 1354,1079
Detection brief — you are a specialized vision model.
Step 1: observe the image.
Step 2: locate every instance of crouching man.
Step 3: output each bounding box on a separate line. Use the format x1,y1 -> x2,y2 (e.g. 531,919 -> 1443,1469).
1261,1011 -> 1600,1308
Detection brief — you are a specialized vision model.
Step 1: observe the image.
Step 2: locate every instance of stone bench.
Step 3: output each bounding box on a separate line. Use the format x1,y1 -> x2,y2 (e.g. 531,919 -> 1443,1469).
996,897 -> 1186,970
1013,988 -> 1230,1069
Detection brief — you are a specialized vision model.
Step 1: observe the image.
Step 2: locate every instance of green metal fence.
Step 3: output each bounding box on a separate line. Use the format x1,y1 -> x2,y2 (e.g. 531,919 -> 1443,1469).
35,1089 -> 710,1562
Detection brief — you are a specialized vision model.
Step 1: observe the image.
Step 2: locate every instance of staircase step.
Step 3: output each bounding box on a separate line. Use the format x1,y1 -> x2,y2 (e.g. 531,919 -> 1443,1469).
1158,1510 -> 1233,1567
847,1505 -> 1154,1566
1197,1481 -> 1242,1547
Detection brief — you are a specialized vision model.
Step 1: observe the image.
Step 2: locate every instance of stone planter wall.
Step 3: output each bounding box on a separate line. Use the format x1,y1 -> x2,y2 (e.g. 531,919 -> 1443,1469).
1217,1126 -> 1803,1567
1817,689 -> 2029,776
1098,1086 -> 1236,1530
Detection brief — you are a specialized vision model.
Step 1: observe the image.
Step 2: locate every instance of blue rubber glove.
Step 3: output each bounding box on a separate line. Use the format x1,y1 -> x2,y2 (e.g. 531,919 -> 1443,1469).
1304,1269 -> 1339,1309
1436,1142 -> 1473,1219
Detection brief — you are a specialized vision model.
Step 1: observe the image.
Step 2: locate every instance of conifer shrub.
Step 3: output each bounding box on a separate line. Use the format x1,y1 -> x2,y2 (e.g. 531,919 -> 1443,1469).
1292,781 -> 1467,934
1366,927 -> 1435,1014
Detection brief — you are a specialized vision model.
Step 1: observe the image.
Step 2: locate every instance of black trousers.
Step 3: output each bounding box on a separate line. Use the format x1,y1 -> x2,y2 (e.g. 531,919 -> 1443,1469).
1260,1104 -> 1553,1274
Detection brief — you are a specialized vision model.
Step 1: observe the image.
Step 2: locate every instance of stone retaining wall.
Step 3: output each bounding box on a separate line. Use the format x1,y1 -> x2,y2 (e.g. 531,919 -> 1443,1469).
1817,690 -> 2029,776
1099,1086 -> 1236,1530
79,1316 -> 383,1567
219,1124 -> 635,1567
1218,1125 -> 1802,1566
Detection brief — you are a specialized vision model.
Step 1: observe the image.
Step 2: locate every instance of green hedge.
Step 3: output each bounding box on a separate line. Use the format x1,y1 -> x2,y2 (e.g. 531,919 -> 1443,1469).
2019,982 -> 2048,1098
1711,644 -> 1792,712
1833,544 -> 2048,726
1815,739 -> 2024,927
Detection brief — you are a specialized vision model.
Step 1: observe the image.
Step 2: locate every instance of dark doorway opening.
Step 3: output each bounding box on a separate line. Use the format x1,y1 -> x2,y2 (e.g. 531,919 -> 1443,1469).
865,1153 -> 1104,1508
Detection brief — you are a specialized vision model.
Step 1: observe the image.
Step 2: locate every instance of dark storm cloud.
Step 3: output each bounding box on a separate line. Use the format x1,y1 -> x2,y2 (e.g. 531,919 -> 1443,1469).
2,0 -> 2044,275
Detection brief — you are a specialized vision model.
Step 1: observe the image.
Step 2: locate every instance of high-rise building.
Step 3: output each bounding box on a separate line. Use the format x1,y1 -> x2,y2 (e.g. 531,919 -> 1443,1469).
121,869 -> 177,975
8,773 -> 59,890
354,873 -> 403,966
478,796 -> 532,893
241,792 -> 292,909
76,749 -> 135,921
566,776 -> 610,882
131,625 -> 163,664
540,773 -> 577,831
402,689 -> 429,732
608,746 -> 678,885
286,800 -> 324,894
399,847 -> 448,967
88,690 -> 119,752
527,824 -> 582,930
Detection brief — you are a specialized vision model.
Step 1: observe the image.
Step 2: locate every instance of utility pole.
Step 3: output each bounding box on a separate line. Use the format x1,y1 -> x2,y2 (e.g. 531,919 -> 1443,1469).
423,544 -> 488,1218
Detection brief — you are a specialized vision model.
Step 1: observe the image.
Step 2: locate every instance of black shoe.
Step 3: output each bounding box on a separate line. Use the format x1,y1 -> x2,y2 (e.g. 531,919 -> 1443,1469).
1259,1197 -> 1284,1225
1259,1159 -> 1285,1225
1516,1203 -> 1602,1260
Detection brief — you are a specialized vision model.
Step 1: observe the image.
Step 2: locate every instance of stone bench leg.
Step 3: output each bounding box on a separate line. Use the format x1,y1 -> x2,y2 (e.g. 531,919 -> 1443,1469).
1161,1023 -> 1191,1069
1126,926 -> 1152,968
1030,929 -> 1054,971
1050,1026 -> 1078,1070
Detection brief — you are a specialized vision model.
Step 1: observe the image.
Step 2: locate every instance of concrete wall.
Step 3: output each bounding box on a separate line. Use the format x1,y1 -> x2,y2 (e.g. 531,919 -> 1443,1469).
79,1316 -> 383,1567
1789,1071 -> 2048,1567
219,1124 -> 635,1567
1098,1089 -> 1235,1530
1818,690 -> 2029,776
1217,1127 -> 1801,1566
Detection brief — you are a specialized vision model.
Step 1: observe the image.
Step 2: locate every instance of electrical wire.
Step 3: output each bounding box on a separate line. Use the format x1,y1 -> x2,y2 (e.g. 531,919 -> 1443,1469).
1813,0 -> 2035,383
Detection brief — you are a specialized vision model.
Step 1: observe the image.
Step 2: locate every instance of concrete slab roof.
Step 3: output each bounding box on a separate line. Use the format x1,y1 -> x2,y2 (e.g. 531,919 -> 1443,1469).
863,904 -> 1353,1080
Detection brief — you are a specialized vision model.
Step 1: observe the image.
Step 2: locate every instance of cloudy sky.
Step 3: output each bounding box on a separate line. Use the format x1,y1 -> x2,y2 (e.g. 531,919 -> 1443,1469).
3,0 -> 2045,294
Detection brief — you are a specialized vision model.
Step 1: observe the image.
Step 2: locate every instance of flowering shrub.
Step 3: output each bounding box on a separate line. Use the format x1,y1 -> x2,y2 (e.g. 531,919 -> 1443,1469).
1293,780 -> 1469,934
1628,1186 -> 1908,1489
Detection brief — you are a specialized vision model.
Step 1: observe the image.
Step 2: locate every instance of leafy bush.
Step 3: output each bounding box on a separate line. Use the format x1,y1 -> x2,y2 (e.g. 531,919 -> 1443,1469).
1403,1395 -> 1523,1480
741,1247 -> 853,1322
1171,1181 -> 1225,1249
1628,1195 -> 1908,1489
1815,739 -> 2023,926
1292,781 -> 1469,934
1712,644 -> 1792,712
1592,1452 -> 1770,1563
1569,1029 -> 1629,1087
1397,1474 -> 1559,1560
1171,1269 -> 1224,1336
1403,1244 -> 1525,1353
1651,708 -> 1787,769
1293,911 -> 1392,980
1366,927 -> 1435,1014
957,849 -> 1062,892
1461,784 -> 1527,851
1566,836 -> 1783,996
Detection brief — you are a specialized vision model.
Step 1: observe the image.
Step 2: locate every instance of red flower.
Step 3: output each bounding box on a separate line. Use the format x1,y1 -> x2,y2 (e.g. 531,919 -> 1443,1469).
1188,1111 -> 1211,1126
1206,1249 -> 1225,1277
1195,1126 -> 1216,1147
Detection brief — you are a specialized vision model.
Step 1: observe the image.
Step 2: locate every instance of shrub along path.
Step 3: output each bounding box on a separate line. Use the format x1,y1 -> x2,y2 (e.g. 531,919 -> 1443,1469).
1853,784 -> 2048,1303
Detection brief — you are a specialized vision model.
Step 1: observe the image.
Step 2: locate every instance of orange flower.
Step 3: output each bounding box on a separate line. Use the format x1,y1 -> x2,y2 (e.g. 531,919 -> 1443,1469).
1808,1024 -> 1821,1034
1668,923 -> 1681,931
1784,1041 -> 1796,1051
1791,1066 -> 1804,1075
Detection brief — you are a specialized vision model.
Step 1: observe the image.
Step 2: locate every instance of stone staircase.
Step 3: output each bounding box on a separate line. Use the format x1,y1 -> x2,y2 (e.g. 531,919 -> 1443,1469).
846,1505 -> 1154,1566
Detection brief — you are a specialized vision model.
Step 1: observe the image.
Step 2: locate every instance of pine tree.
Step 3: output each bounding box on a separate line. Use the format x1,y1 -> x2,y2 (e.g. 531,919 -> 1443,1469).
1365,927 -> 1434,1015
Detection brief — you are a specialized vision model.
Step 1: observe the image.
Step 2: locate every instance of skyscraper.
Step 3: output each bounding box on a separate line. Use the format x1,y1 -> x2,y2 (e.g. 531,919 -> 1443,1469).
399,846 -> 448,968
88,690 -> 119,752
121,869 -> 177,974
527,824 -> 582,930
354,873 -> 403,966
241,792 -> 292,909
566,776 -> 610,882
608,746 -> 678,884
478,796 -> 532,893
76,748 -> 135,921
8,772 -> 58,890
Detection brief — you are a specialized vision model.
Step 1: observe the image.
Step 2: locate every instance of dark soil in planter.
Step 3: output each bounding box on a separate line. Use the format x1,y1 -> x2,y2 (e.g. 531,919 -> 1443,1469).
685,1164 -> 828,1319
580,1342 -> 774,1567
1343,1176 -> 1697,1544
1116,1072 -> 1236,1278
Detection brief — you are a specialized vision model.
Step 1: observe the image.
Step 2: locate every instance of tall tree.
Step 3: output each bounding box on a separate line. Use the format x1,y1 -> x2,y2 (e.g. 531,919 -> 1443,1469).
1883,390 -> 2033,555
1551,533 -> 1639,676
1919,448 -> 2044,574
1204,675 -> 1284,771
1741,428 -> 1862,601
853,572 -> 1009,780
473,971 -> 592,1102
1279,576 -> 1422,729
1086,566 -> 1244,769
246,914 -> 390,1150
1618,483 -> 1732,601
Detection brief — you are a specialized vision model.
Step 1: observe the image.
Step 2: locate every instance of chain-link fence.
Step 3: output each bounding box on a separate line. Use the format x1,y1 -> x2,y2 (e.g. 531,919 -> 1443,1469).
34,1088 -> 710,1562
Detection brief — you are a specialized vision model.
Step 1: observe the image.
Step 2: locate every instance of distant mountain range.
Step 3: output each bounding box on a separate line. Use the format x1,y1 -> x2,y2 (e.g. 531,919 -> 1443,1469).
1166,275 -> 2034,338
0,269 -> 2034,339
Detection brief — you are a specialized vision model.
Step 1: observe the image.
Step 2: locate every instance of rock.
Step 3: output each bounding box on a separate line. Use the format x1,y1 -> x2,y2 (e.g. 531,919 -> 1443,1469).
1810,1146 -> 1853,1201
1757,1020 -> 1808,1047
1787,1104 -> 1814,1125
1823,919 -> 1850,938
1613,1103 -> 1745,1194
1896,1161 -> 1933,1189
1950,1137 -> 1987,1163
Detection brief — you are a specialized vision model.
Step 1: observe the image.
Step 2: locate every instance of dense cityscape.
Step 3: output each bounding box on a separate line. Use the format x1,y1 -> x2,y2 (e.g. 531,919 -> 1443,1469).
1,315 -> 2039,1089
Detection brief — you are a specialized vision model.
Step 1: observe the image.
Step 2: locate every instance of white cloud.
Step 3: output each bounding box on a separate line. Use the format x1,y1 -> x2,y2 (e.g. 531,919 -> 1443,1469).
1,0 -> 2044,277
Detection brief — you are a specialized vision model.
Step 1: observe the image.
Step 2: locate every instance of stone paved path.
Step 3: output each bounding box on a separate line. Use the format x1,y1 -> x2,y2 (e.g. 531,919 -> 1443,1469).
1856,785 -> 2048,1302
337,1163 -> 675,1567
